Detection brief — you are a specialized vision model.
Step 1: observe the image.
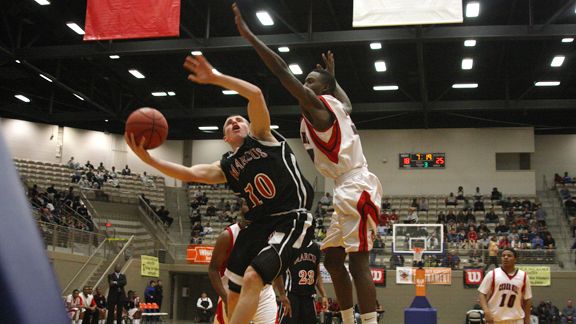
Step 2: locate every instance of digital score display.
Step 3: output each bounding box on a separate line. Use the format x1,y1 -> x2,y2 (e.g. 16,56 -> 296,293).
399,153 -> 446,169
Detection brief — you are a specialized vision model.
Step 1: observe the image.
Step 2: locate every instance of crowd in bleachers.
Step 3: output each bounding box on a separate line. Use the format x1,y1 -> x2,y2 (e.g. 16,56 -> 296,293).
556,172 -> 576,239
26,182 -> 96,233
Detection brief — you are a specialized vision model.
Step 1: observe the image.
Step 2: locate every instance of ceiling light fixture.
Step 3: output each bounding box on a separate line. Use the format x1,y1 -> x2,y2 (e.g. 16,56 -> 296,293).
461,58 -> 474,70
109,55 -> 120,59
373,85 -> 398,91
465,2 -> 480,18
167,92 -> 176,96
222,90 -> 238,95
534,81 -> 560,87
73,93 -> 85,101
15,94 -> 31,103
289,64 -> 303,75
374,61 -> 387,72
270,125 -> 279,129
104,119 -> 109,122
561,38 -> 574,43
256,11 -> 274,26
15,59 -> 21,64
128,69 -> 145,79
550,55 -> 565,67
66,22 -> 85,35
198,126 -> 219,131
34,0 -> 50,5
152,92 -> 168,97
39,74 -> 53,82
370,42 -> 382,50
191,51 -> 202,56
278,47 -> 290,53
464,39 -> 476,47
452,83 -> 478,89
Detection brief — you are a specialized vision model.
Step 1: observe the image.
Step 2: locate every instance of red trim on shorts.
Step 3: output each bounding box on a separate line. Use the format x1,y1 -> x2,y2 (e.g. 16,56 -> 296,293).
302,96 -> 341,163
356,191 -> 380,252
216,299 -> 225,324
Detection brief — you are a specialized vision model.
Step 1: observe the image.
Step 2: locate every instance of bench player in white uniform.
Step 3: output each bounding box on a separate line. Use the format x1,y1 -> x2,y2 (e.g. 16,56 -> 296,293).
478,247 -> 533,324
208,220 -> 278,324
233,6 -> 382,323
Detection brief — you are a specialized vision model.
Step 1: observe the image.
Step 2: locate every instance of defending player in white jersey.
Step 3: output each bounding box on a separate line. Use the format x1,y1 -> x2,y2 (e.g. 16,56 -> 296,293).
478,247 -> 533,324
208,212 -> 278,324
233,4 -> 382,323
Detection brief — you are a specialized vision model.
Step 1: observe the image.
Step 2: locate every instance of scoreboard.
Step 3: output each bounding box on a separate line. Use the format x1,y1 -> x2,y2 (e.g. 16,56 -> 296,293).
399,153 -> 446,169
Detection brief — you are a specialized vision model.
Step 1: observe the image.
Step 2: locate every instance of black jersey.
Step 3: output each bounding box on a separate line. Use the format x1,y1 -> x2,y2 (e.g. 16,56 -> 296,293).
220,135 -> 313,222
284,241 -> 321,296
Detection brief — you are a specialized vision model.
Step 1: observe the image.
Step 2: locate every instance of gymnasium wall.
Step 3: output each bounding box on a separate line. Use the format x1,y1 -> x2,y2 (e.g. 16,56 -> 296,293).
345,127 -> 536,195
5,117 -> 576,194
532,134 -> 576,191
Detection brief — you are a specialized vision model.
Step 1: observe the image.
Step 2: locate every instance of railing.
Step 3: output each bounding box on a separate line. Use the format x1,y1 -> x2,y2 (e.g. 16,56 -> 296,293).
38,221 -> 106,256
137,196 -> 175,261
93,235 -> 135,289
80,190 -> 109,226
61,239 -> 109,294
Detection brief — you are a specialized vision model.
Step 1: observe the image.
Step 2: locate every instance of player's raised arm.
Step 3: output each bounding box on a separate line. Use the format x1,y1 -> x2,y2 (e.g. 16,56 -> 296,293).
232,3 -> 333,130
183,54 -> 275,142
316,51 -> 352,114
208,229 -> 233,305
125,133 -> 226,184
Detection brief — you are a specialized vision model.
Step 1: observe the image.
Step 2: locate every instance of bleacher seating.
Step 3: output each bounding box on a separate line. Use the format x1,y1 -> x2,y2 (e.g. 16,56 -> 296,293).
14,158 -> 166,207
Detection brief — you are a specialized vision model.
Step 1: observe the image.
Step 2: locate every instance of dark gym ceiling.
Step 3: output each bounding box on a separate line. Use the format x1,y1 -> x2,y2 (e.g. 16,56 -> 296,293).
1,0 -> 576,139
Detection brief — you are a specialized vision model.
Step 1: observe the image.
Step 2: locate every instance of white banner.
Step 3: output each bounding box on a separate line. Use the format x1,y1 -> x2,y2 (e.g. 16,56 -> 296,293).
396,267 -> 452,285
353,0 -> 463,27
396,267 -> 414,284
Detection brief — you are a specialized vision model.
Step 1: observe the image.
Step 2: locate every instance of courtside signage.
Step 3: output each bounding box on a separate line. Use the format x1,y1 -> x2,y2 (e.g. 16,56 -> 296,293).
396,267 -> 452,285
463,267 -> 484,288
186,245 -> 214,264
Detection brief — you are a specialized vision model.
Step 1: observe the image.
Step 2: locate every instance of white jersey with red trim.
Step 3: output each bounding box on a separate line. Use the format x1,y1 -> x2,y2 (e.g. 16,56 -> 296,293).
478,267 -> 532,321
300,95 -> 367,179
215,223 -> 278,324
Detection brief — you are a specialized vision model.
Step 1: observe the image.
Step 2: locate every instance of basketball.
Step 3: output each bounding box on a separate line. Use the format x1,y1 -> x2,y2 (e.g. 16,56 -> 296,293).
125,107 -> 168,150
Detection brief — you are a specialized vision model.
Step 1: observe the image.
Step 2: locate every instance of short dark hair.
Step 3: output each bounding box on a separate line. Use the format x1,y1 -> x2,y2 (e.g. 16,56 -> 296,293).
501,247 -> 518,258
313,69 -> 336,94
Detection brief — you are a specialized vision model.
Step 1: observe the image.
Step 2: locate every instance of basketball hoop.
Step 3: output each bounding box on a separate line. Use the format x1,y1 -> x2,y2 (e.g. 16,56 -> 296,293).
412,247 -> 424,263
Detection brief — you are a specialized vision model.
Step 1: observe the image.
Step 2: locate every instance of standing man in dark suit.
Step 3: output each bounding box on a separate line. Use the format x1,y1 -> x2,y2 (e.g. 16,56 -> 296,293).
106,264 -> 127,324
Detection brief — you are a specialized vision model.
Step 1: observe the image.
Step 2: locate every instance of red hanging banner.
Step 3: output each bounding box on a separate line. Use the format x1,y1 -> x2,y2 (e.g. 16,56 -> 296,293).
84,0 -> 181,41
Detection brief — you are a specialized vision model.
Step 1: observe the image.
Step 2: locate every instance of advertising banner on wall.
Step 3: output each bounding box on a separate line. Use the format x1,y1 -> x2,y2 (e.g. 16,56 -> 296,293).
396,267 -> 452,285
320,264 -> 386,286
186,245 -> 214,264
141,255 -> 159,277
517,266 -> 551,287
463,267 -> 485,288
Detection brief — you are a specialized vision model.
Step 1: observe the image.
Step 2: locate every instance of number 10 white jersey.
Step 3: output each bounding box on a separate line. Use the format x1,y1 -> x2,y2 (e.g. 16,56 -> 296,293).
478,267 -> 533,321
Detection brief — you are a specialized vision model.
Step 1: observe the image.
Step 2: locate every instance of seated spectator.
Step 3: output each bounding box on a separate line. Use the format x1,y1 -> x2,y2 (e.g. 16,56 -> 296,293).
125,290 -> 142,324
206,203 -> 217,217
532,235 -> 544,249
191,222 -> 204,237
535,206 -> 547,226
426,233 -> 440,250
121,164 -> 131,176
536,301 -> 550,323
498,236 -> 510,249
562,299 -> 575,324
97,162 -> 106,172
370,236 -> 384,265
381,199 -> 391,210
66,289 -> 83,322
566,197 -> 576,217
485,208 -> 499,224
216,198 -> 226,211
388,209 -> 399,224
546,300 -> 561,323
446,210 -> 456,223
85,160 -> 94,169
157,206 -> 173,227
66,156 -> 80,169
436,211 -> 446,224
474,199 -> 485,212
190,209 -> 202,224
418,198 -> 428,212
140,171 -> 156,188
491,187 -> 502,201
202,223 -> 214,236
199,192 -> 209,205
555,173 -> 564,186
457,186 -> 465,200
500,197 -> 513,209
467,227 -> 478,248
78,176 -> 91,189
563,171 -> 574,184
543,234 -> 555,249
441,250 -> 461,269
560,185 -> 572,200
320,192 -> 332,206
406,207 -> 418,224
463,198 -> 473,211
495,220 -> 510,234
473,187 -> 483,200
140,194 -> 151,206
456,210 -> 466,223
410,198 -> 419,209
521,198 -> 533,210
389,254 -> 405,270
445,192 -> 457,206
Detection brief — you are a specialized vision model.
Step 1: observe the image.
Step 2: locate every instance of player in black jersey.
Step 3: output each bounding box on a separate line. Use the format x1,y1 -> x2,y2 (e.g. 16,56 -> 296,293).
275,241 -> 328,324
126,54 -> 314,324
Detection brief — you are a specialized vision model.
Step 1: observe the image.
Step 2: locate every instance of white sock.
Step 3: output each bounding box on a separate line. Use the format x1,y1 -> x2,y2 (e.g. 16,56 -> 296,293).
133,319 -> 140,324
341,308 -> 355,324
361,312 -> 378,324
